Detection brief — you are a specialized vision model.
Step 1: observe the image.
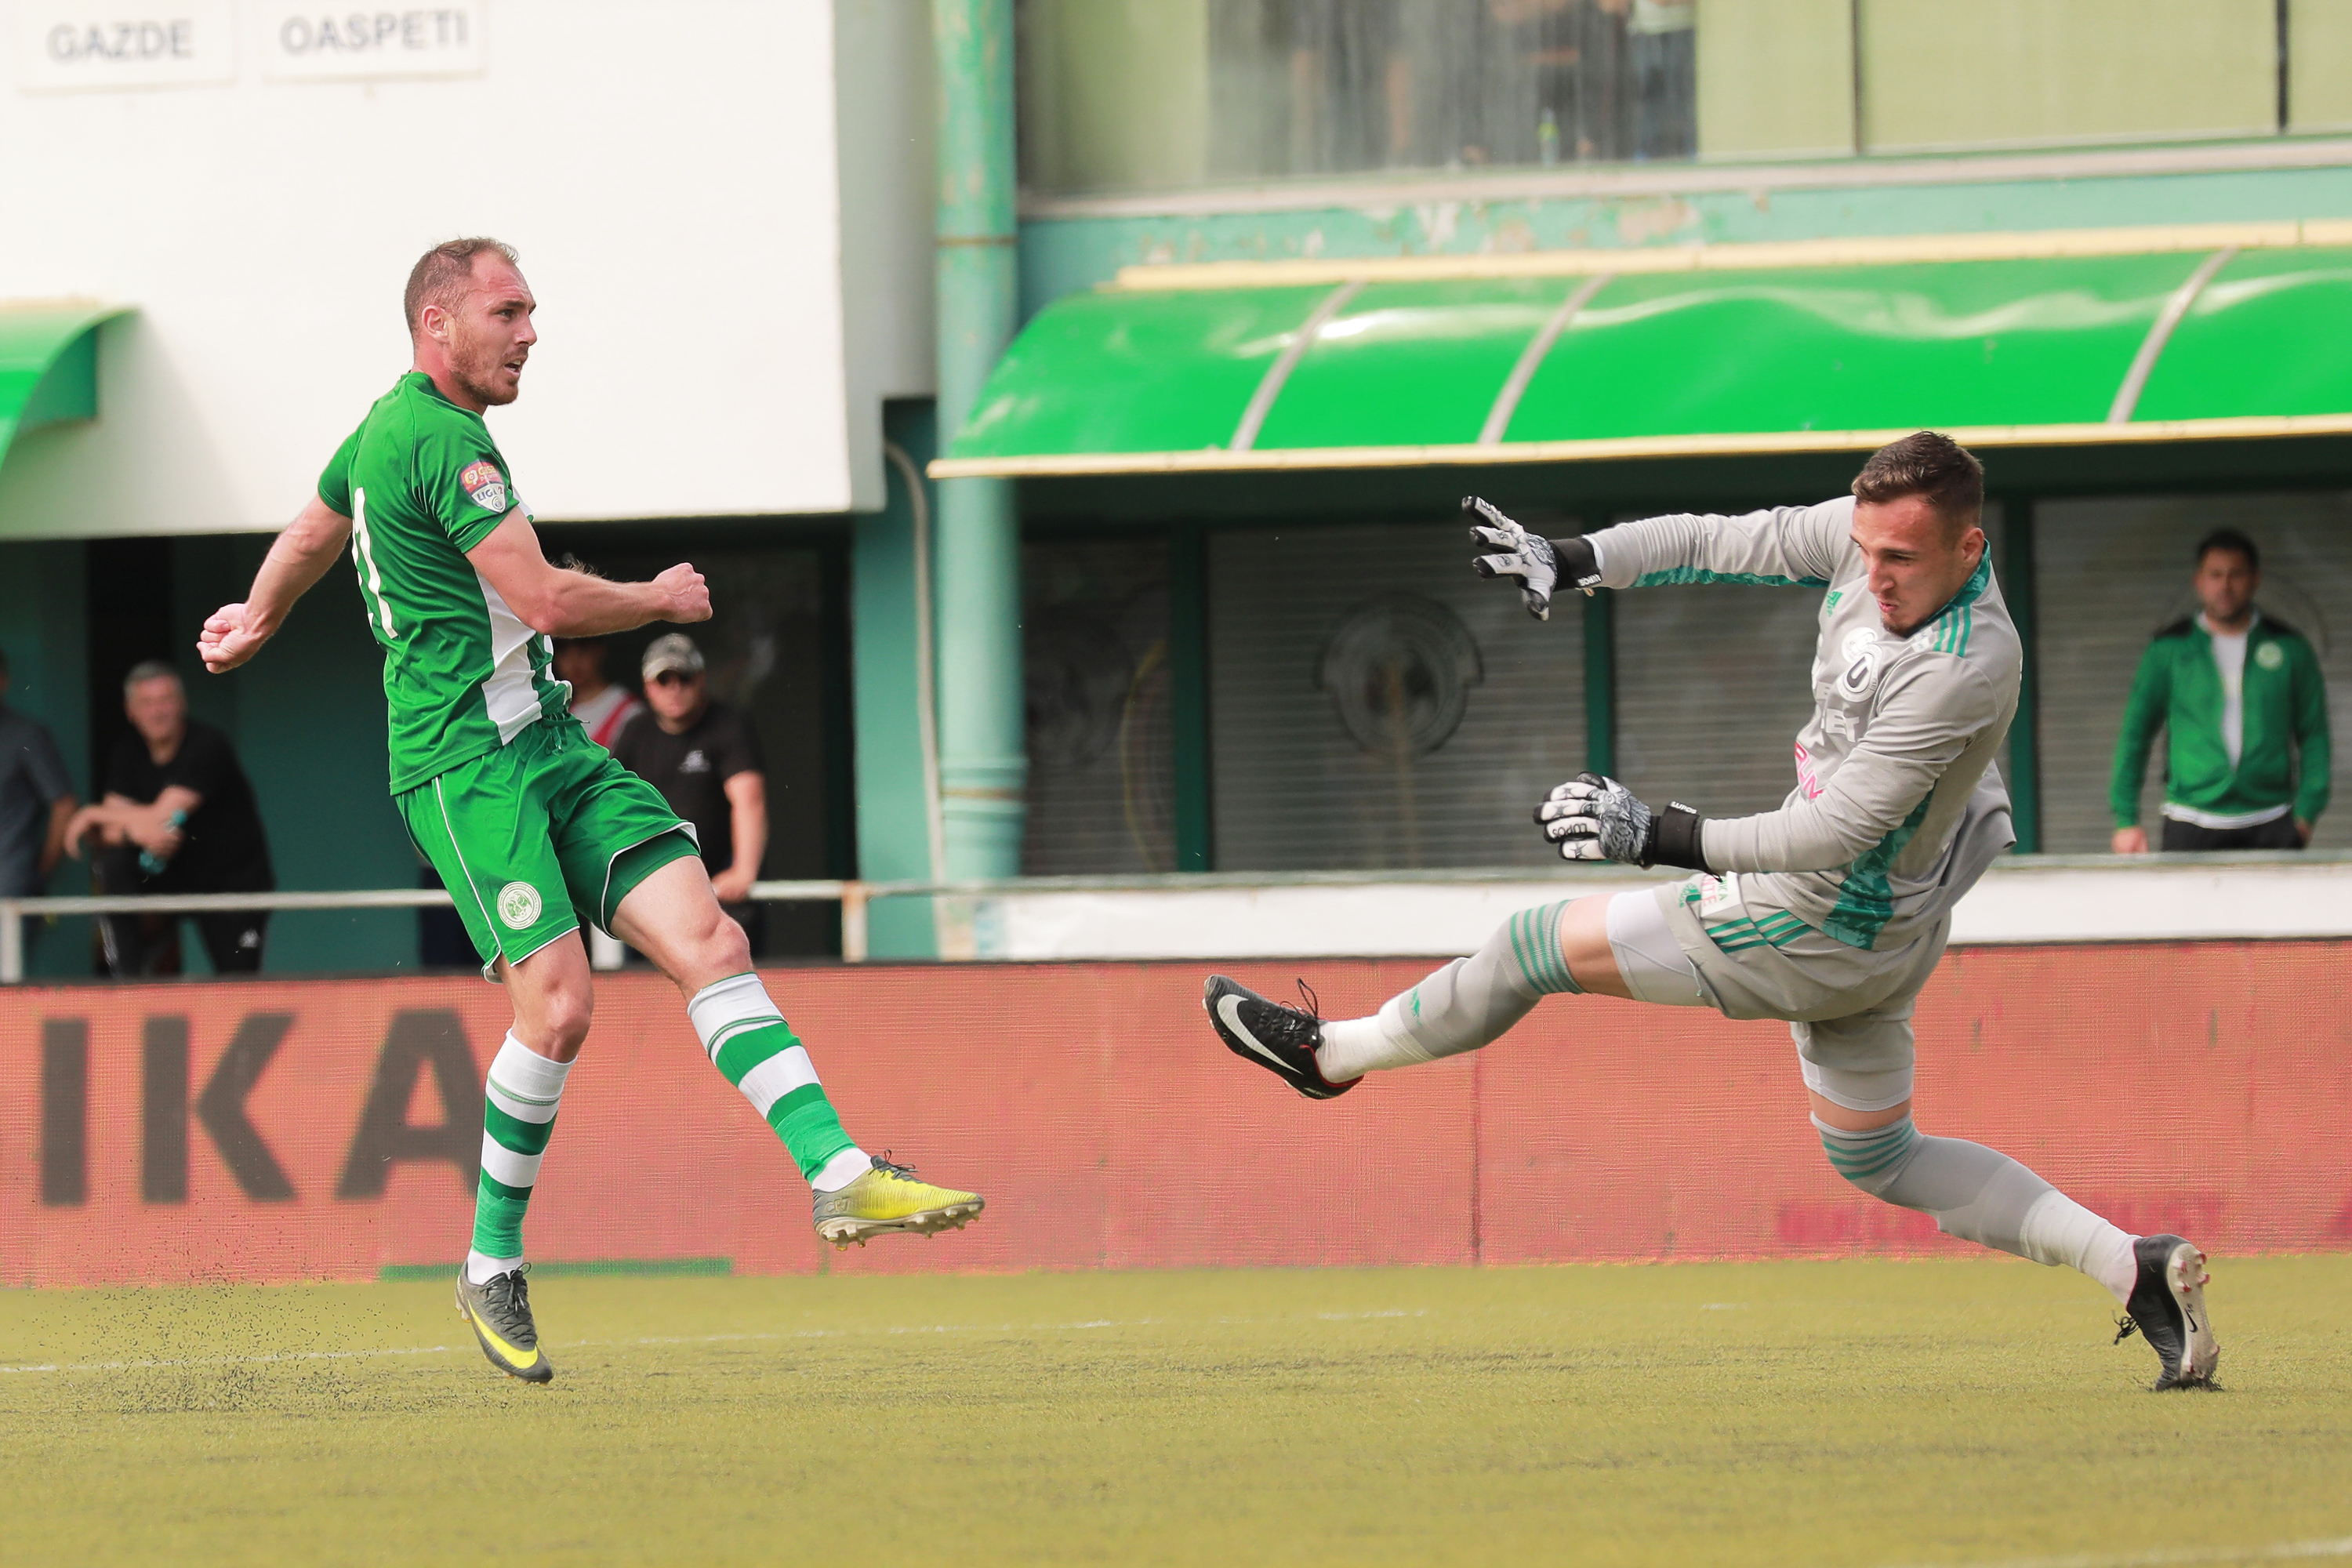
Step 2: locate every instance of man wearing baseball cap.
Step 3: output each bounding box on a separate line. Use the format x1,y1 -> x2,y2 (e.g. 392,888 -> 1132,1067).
612,635 -> 771,946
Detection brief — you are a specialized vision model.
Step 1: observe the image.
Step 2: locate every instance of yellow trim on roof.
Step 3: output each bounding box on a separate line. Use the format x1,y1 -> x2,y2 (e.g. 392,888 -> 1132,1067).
1109,220 -> 2352,292
927,413 -> 2352,481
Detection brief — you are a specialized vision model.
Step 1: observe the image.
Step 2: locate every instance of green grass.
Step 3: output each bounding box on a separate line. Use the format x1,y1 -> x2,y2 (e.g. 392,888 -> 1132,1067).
3,1255 -> 2347,1567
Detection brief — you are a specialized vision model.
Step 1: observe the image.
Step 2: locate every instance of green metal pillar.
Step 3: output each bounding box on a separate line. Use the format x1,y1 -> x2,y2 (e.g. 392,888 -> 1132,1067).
933,0 -> 1026,877
1581,588 -> 1616,777
853,405 -> 944,959
1999,496 -> 2042,853
1167,524 -> 1213,871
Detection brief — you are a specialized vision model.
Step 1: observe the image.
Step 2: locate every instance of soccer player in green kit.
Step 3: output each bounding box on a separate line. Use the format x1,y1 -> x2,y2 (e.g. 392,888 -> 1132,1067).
198,238 -> 982,1383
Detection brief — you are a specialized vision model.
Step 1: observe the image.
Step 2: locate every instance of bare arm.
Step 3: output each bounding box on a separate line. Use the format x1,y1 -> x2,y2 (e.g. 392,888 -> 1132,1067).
65,786 -> 201,858
466,511 -> 710,637
710,771 -> 768,904
198,496 -> 354,673
38,796 -> 77,878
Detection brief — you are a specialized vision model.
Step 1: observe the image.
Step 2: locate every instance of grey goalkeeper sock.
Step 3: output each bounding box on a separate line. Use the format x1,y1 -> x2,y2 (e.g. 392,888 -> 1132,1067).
1319,902 -> 1580,1077
1816,1116 -> 2136,1295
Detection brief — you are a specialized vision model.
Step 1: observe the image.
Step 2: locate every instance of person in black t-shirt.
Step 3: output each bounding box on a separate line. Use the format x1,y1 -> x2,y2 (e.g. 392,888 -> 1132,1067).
610,634 -> 767,944
65,662 -> 274,975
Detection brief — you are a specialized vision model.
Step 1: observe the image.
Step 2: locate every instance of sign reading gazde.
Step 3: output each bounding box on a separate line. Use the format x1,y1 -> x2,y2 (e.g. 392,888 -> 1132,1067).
15,1 -> 235,91
257,5 -> 485,82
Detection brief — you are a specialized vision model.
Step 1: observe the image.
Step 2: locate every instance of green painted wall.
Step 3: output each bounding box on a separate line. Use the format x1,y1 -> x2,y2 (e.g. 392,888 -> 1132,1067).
2291,0 -> 2352,130
1859,0 -> 2276,153
1696,0 -> 1853,159
169,535 -> 421,976
1018,161 -> 2352,317
1020,0 -> 1208,194
853,400 -> 942,960
0,539 -> 90,977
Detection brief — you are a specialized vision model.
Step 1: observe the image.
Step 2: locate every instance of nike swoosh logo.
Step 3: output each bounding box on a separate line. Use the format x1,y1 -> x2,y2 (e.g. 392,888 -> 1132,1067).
1218,994 -> 1295,1073
463,1301 -> 541,1368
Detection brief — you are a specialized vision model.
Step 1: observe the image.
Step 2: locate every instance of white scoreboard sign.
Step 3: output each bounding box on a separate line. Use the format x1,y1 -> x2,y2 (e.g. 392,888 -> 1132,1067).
0,0 -> 938,532
13,4 -> 486,90
15,2 -> 236,90
256,5 -> 484,82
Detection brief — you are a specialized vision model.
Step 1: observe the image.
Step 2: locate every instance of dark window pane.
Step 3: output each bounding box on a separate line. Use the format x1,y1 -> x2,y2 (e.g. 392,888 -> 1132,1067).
1208,520 -> 1587,869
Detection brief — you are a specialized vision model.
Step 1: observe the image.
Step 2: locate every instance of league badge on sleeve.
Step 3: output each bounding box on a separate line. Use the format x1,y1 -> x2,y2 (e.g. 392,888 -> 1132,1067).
460,459 -> 509,514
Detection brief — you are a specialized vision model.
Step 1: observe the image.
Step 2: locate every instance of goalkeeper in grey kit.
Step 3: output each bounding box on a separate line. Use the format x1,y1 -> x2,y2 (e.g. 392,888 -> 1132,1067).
1203,431 -> 2219,1391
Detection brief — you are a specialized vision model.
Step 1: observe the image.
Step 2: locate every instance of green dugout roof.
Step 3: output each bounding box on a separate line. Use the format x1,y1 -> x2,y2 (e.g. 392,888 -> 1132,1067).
931,221 -> 2352,478
0,300 -> 127,465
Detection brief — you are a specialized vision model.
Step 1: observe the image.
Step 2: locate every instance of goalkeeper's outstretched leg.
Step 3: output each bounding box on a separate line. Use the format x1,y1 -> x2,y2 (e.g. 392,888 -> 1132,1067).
1202,883 -> 2216,1391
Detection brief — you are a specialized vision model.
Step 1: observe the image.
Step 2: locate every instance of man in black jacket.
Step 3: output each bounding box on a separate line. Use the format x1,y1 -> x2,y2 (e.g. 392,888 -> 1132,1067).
67,661 -> 275,975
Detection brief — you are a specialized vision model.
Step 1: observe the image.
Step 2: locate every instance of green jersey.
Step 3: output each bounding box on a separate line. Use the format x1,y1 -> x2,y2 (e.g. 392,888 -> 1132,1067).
318,372 -> 571,793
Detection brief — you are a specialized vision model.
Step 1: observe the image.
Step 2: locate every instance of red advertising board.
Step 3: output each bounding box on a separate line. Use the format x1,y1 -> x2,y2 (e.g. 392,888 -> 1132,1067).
3,945 -> 2347,1287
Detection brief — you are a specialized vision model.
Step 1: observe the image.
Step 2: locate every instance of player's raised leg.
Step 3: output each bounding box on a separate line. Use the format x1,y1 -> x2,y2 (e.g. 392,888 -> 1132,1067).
1205,895 -> 1629,1096
609,853 -> 983,1247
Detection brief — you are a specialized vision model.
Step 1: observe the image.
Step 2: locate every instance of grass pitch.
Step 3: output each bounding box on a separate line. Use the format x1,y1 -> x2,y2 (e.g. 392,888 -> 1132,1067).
3,1254 -> 2347,1567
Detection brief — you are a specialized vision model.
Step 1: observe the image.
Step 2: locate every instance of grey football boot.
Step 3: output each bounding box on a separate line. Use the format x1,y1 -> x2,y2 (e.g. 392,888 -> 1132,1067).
2113,1235 -> 2219,1391
456,1263 -> 554,1384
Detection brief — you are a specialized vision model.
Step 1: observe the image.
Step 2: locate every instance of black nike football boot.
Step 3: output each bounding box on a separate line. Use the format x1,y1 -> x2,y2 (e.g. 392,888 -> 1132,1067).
2113,1233 -> 2220,1390
1203,975 -> 1359,1101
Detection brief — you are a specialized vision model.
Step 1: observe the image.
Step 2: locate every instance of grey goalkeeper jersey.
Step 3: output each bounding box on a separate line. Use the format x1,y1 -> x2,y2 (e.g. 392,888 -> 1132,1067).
1589,495 -> 2020,952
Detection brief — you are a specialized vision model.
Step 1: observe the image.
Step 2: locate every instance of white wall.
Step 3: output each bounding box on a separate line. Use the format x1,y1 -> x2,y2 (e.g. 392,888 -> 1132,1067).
0,0 -> 935,538
929,857 -> 2352,961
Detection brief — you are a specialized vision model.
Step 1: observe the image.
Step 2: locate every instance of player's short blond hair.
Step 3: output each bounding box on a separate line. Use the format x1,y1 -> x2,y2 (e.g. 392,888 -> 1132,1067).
403,238 -> 520,336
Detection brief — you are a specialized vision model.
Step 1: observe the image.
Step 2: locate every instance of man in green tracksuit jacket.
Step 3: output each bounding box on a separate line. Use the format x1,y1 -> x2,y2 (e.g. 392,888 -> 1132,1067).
2111,528 -> 2330,852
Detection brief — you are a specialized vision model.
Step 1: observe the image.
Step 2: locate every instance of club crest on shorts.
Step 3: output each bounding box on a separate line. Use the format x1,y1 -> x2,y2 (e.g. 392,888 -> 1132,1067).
496,880 -> 542,930
460,459 -> 508,514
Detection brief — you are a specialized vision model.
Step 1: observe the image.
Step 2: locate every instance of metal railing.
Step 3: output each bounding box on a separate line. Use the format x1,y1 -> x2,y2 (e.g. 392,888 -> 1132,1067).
0,867 -> 1592,982
5,853 -> 2343,983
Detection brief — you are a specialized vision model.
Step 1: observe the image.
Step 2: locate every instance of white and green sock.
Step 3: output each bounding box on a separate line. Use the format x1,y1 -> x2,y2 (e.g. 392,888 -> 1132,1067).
1319,902 -> 1577,1079
687,973 -> 866,1191
1817,1116 -> 2139,1302
469,1033 -> 571,1283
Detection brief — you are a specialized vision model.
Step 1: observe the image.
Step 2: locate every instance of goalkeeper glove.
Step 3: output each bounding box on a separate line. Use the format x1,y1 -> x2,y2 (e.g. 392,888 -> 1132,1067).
1465,495 -> 1600,621
1534,774 -> 1709,870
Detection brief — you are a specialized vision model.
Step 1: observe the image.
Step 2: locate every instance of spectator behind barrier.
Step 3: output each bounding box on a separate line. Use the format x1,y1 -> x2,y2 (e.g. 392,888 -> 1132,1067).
555,635 -> 644,749
65,662 -> 276,975
610,633 -> 768,947
0,644 -> 80,959
2111,528 -> 2331,854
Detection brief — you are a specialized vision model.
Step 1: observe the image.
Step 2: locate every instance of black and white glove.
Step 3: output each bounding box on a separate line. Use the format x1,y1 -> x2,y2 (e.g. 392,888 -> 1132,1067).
1465,495 -> 1600,622
1534,773 -> 1710,870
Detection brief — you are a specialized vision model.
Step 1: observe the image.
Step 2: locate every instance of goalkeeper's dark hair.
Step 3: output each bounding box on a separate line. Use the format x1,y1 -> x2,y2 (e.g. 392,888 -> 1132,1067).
2194,528 -> 2259,572
1852,431 -> 1984,532
404,238 -> 521,336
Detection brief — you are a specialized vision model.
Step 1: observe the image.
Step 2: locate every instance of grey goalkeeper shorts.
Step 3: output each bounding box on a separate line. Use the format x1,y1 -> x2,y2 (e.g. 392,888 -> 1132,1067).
1607,873 -> 1951,1114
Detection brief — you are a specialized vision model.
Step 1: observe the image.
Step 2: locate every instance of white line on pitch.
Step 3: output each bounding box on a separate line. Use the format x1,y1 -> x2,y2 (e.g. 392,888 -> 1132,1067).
1886,1535 -> 2352,1568
0,1307 -> 1433,1374
0,1344 -> 456,1374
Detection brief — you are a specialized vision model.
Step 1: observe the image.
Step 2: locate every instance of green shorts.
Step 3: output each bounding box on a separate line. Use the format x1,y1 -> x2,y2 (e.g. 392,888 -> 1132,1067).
398,719 -> 700,976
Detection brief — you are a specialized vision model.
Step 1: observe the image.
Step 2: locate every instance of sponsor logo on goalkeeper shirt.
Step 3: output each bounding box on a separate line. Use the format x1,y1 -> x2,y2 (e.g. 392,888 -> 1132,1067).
1835,627 -> 1882,701
460,459 -> 507,514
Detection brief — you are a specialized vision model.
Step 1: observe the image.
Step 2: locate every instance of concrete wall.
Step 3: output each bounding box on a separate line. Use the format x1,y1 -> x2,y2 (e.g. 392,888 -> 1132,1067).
0,0 -> 935,536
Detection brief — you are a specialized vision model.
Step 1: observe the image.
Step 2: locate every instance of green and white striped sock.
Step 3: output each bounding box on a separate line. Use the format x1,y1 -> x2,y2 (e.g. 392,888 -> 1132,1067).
687,973 -> 865,1189
1319,902 -> 1578,1078
469,1033 -> 570,1283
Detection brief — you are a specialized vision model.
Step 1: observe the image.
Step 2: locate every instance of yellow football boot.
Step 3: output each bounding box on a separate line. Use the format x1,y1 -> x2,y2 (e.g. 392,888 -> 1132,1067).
811,1152 -> 984,1247
455,1262 -> 554,1383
